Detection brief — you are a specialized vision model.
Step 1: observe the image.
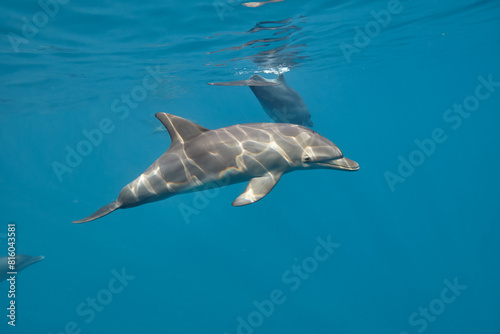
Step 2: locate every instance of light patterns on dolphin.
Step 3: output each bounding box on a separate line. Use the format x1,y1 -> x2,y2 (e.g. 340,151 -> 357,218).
73,113 -> 358,223
124,123 -> 303,200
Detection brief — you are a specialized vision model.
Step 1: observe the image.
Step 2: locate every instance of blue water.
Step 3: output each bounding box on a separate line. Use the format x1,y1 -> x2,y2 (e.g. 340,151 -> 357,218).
1,0 -> 500,333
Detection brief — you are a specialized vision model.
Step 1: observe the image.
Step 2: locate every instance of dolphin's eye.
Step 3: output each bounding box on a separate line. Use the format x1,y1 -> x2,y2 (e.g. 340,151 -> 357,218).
304,156 -> 311,162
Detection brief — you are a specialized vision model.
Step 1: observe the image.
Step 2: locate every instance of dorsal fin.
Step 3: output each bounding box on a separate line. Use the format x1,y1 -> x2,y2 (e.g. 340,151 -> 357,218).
277,73 -> 287,84
155,113 -> 210,145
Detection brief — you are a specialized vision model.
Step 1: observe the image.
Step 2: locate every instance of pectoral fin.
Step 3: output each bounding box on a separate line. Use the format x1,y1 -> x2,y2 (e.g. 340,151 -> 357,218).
232,173 -> 282,206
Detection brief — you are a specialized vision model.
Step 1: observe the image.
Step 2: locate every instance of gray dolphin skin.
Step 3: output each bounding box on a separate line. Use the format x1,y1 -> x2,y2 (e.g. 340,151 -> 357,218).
0,255 -> 44,282
73,113 -> 358,223
208,74 -> 313,127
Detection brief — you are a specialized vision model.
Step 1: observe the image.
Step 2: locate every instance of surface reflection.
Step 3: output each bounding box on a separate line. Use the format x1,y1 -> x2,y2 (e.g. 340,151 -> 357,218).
207,16 -> 308,70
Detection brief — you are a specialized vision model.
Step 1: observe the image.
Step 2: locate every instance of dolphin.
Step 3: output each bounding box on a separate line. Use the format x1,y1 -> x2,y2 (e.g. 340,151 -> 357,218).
208,74 -> 313,127
0,255 -> 44,282
73,113 -> 358,223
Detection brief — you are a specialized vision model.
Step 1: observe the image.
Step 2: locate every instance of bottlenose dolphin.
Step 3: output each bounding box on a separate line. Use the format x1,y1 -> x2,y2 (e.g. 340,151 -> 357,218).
0,255 -> 44,282
208,74 -> 313,127
73,113 -> 358,223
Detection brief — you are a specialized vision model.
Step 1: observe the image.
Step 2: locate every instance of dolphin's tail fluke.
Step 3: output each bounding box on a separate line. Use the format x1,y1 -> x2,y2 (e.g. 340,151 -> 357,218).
207,80 -> 279,87
73,201 -> 120,224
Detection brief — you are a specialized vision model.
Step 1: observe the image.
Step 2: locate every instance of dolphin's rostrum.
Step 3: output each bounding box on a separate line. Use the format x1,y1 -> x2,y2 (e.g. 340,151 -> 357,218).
73,113 -> 358,223
0,255 -> 44,282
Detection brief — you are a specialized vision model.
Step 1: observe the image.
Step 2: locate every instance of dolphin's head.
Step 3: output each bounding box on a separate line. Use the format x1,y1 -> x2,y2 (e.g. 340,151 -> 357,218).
12,255 -> 45,271
293,129 -> 359,171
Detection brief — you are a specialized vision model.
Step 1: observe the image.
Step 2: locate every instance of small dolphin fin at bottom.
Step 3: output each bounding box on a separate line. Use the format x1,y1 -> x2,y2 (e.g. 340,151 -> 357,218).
73,201 -> 119,224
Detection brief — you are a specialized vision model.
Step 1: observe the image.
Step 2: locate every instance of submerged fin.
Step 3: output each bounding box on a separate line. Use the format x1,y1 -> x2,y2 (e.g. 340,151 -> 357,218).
208,79 -> 280,87
155,113 -> 210,146
276,73 -> 286,84
73,201 -> 120,224
232,172 -> 282,206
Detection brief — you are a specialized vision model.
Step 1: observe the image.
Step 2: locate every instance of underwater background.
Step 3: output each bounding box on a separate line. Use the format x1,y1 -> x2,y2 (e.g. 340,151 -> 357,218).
1,0 -> 500,333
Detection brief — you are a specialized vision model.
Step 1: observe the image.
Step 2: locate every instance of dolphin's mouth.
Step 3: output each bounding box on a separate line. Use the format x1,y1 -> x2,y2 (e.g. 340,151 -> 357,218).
319,157 -> 359,171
